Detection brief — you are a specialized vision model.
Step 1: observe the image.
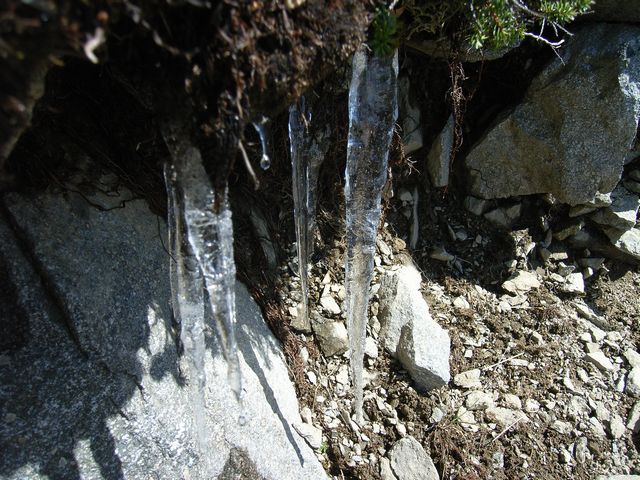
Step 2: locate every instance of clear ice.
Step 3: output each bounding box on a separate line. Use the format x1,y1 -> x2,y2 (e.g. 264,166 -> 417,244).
164,161 -> 208,451
344,47 -> 398,422
165,141 -> 242,400
253,117 -> 271,170
288,97 -> 330,330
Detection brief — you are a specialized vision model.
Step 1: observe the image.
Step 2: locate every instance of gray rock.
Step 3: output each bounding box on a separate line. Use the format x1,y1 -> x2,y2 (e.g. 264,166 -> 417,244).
553,220 -> 584,241
378,264 -> 423,356
426,115 -> 454,188
430,246 -> 454,262
623,180 -> 640,194
292,423 -> 323,450
484,204 -> 521,228
627,401 -> 640,432
604,228 -> 640,260
0,188 -> 325,480
319,295 -> 341,315
465,25 -> 640,205
311,315 -> 349,357
397,315 -> 451,392
380,457 -> 398,480
388,436 -> 439,480
625,349 -> 640,368
591,185 -> 640,230
610,414 -> 626,440
398,77 -> 423,155
464,196 -> 490,216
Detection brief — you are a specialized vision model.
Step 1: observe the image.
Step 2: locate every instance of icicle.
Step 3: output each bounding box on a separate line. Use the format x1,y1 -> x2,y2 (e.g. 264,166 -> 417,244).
345,47 -> 398,422
289,99 -> 312,331
253,116 -> 271,170
168,142 -> 243,401
163,161 -> 209,462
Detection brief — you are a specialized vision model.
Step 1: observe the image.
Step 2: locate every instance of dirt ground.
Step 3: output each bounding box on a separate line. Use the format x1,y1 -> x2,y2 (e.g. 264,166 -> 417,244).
271,181 -> 640,479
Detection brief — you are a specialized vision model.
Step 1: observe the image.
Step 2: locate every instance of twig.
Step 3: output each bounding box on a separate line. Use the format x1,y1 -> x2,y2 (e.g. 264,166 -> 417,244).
523,32 -> 564,48
487,416 -> 525,445
237,139 -> 260,190
482,352 -> 524,371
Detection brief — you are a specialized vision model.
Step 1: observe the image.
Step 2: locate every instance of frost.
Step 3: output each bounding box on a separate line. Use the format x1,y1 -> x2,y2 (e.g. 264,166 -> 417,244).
344,47 -> 398,421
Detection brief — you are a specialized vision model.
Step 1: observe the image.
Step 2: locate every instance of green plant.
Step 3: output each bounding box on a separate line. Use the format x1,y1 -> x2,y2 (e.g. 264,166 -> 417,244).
404,0 -> 593,51
369,7 -> 400,57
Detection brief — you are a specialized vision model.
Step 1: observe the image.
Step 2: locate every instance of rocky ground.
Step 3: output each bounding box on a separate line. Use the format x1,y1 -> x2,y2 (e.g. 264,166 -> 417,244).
273,181 -> 640,480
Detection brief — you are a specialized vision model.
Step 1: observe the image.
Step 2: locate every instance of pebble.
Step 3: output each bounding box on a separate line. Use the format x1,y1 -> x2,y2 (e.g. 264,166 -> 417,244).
365,337 -> 379,359
503,394 -> 522,410
626,367 -> 640,397
610,413 -> 626,439
559,272 -> 585,294
627,401 -> 640,433
454,369 -> 482,389
293,422 -> 323,449
502,271 -> 540,294
388,436 -> 439,480
319,295 -> 341,315
453,296 -> 471,310
524,399 -> 540,413
307,371 -> 317,384
485,407 -> 528,427
551,420 -> 572,435
585,352 -> 615,372
465,391 -> 495,411
431,247 -> 454,262
625,349 -> 640,368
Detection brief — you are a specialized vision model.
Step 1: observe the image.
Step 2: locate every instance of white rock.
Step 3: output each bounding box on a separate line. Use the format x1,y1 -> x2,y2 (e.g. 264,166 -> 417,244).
454,369 -> 482,389
627,401 -> 640,432
502,271 -> 540,294
365,337 -> 379,359
625,349 -> 640,368
610,413 -> 626,439
559,272 -> 585,295
585,351 -> 615,372
430,247 -> 454,262
426,115 -> 454,188
465,391 -> 495,411
503,394 -> 522,410
626,367 -> 640,397
293,423 -> 323,450
453,296 -> 471,310
388,436 -> 439,480
485,407 -> 528,427
397,317 -> 451,392
319,295 -> 341,315
550,420 -> 572,435
524,399 -> 540,413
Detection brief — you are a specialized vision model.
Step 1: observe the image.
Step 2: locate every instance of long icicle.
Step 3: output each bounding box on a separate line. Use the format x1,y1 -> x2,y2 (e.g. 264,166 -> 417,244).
163,161 -> 210,467
345,47 -> 398,422
289,99 -> 312,331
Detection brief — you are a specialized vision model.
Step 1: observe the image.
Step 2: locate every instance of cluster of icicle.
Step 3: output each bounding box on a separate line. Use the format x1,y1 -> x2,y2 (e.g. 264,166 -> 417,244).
164,44 -> 398,448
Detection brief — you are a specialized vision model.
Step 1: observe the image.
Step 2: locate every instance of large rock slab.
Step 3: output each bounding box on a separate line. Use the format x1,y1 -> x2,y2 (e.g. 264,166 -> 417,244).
0,188 -> 325,480
465,24 -> 640,205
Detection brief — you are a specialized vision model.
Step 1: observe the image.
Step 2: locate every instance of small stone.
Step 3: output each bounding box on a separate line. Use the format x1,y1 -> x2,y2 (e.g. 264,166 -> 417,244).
585,352 -> 615,372
575,437 -> 588,464
430,247 -> 454,262
465,391 -> 495,411
293,422 -> 323,449
589,417 -> 607,437
464,196 -> 490,216
388,436 -> 439,480
453,296 -> 471,310
319,295 -> 341,315
627,401 -> 640,432
336,366 -> 350,385
503,394 -> 522,410
524,399 -> 540,413
560,449 -> 572,464
484,204 -> 522,228
626,367 -> 640,397
585,342 -> 601,354
559,272 -> 585,295
307,371 -> 317,384
365,337 -> 379,359
551,420 -> 572,435
300,406 -> 313,424
625,349 -> 640,368
396,423 -> 407,437
430,407 -> 445,423
312,317 -> 349,357
502,271 -> 541,294
485,407 -> 528,427
456,407 -> 477,427
610,413 -> 625,439
454,369 -> 482,389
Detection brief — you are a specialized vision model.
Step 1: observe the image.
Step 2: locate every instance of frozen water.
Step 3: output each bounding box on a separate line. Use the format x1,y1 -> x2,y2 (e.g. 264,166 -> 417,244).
344,47 -> 398,421
253,117 -> 271,170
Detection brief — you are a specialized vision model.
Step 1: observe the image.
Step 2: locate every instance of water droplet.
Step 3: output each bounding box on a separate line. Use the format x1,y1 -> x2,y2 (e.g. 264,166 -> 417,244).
253,117 -> 271,171
260,154 -> 271,170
